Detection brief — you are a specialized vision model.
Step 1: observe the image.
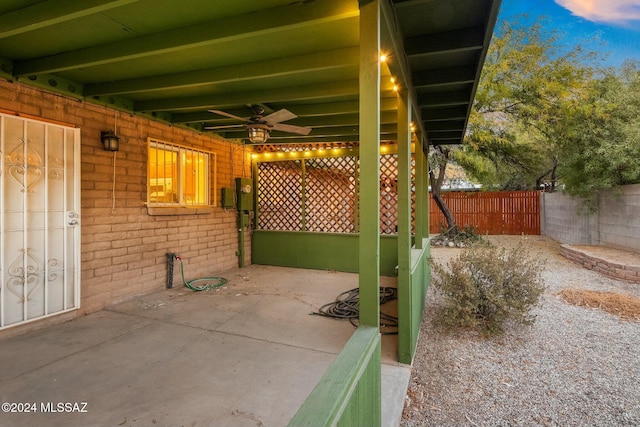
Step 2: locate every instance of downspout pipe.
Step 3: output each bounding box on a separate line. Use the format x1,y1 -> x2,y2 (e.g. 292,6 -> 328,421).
238,218 -> 245,268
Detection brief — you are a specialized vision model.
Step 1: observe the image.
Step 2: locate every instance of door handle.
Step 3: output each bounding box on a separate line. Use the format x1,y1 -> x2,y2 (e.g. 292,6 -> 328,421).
67,211 -> 79,226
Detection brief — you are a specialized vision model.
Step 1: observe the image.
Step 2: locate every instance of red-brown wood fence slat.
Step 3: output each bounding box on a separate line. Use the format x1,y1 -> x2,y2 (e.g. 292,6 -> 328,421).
429,191 -> 541,235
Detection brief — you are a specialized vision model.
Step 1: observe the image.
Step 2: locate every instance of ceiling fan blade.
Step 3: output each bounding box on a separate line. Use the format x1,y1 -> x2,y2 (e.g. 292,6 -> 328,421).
208,110 -> 247,121
262,109 -> 297,125
204,124 -> 245,130
271,123 -> 312,135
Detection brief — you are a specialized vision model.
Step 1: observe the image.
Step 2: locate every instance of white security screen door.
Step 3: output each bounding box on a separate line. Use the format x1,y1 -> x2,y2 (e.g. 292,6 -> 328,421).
1,113 -> 81,329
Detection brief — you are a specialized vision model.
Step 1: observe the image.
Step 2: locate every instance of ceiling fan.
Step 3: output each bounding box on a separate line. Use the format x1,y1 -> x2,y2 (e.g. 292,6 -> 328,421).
205,105 -> 312,143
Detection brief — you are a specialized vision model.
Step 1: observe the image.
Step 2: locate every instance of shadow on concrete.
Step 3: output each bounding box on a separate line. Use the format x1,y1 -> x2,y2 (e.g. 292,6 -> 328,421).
0,265 -> 410,427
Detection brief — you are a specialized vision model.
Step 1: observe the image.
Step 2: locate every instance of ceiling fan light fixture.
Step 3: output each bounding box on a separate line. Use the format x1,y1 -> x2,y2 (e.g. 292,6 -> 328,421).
247,124 -> 270,144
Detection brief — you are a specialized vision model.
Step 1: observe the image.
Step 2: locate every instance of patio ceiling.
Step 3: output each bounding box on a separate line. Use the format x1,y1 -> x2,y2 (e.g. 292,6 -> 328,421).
0,0 -> 500,147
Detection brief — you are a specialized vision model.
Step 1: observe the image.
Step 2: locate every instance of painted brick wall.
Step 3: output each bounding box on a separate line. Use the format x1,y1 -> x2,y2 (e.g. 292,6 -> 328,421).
0,79 -> 252,317
541,184 -> 640,253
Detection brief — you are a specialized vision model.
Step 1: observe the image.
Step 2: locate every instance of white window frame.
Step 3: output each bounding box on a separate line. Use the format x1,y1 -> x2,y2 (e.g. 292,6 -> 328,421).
147,137 -> 216,207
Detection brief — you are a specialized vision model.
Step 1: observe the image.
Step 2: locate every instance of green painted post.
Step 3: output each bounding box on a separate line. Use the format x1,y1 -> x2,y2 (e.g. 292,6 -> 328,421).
396,89 -> 413,364
422,144 -> 430,241
414,142 -> 425,249
358,0 -> 381,330
358,1 -> 382,423
354,159 -> 360,233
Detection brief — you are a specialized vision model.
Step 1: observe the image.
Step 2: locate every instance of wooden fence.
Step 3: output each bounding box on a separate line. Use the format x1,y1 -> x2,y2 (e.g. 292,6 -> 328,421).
429,191 -> 541,235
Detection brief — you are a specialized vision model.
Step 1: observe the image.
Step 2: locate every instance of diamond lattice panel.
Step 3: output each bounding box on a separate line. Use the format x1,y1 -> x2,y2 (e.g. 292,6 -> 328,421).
257,155 -> 416,235
411,157 -> 416,235
380,155 -> 399,234
257,161 -> 303,231
305,157 -> 357,233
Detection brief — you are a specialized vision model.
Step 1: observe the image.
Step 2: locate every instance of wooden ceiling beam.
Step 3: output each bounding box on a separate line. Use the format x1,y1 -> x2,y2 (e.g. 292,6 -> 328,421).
218,123 -> 397,139
84,47 -> 360,96
404,27 -> 485,57
0,0 -> 140,39
135,79 -> 397,112
422,106 -> 468,121
201,111 -> 398,129
256,135 -> 366,144
424,120 -> 465,132
275,97 -> 398,117
13,0 -> 358,76
172,98 -> 398,124
413,65 -> 476,88
426,131 -> 463,140
135,80 -> 360,112
417,90 -> 471,107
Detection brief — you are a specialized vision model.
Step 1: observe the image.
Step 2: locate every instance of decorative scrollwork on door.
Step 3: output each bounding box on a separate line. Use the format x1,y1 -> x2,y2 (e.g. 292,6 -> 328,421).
6,248 -> 61,303
7,138 -> 43,193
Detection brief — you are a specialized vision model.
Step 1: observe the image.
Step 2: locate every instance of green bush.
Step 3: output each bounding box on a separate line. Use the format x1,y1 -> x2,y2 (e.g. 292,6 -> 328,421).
431,243 -> 546,335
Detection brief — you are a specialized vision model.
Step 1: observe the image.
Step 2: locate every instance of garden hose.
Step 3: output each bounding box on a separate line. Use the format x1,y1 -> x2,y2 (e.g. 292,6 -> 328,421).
312,287 -> 399,334
175,255 -> 228,291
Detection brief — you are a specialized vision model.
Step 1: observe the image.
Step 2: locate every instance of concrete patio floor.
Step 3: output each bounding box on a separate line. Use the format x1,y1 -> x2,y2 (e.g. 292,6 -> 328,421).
0,265 -> 411,427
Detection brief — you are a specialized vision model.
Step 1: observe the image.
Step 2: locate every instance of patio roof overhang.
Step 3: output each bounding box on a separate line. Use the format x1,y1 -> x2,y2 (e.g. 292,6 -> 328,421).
0,0 -> 500,148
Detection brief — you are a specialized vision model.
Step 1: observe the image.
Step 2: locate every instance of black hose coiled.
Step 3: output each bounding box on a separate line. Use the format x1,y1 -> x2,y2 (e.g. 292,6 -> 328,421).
312,287 -> 399,334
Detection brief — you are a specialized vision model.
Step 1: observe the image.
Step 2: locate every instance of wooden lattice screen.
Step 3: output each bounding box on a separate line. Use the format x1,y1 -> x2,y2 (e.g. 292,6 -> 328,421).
305,157 -> 358,233
380,155 -> 399,234
257,155 -> 415,235
379,154 -> 416,235
257,160 -> 304,231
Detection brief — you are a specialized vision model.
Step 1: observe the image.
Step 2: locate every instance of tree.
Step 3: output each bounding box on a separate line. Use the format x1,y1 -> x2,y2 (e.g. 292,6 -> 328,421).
558,61 -> 640,198
429,146 -> 458,237
429,16 -> 602,235
462,16 -> 598,191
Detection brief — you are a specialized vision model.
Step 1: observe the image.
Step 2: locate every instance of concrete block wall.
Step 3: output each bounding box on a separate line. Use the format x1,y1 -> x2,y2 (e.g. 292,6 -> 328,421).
597,184 -> 640,253
0,79 -> 252,319
541,184 -> 640,253
540,192 -> 597,245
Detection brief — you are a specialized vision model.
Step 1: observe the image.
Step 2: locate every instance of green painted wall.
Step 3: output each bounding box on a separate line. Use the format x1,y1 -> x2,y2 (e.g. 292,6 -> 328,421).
288,326 -> 381,427
252,230 -> 399,277
398,241 -> 431,364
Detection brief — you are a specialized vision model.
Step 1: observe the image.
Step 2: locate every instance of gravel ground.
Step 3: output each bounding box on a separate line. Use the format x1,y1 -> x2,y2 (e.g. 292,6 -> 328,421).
402,235 -> 640,427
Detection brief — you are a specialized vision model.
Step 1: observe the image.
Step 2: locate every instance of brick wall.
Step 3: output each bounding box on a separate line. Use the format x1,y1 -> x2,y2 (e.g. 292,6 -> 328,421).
541,184 -> 640,254
0,79 -> 252,318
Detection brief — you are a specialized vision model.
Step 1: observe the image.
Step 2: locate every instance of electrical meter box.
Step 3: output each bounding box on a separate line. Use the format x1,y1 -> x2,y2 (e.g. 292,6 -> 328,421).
235,177 -> 253,211
239,212 -> 250,227
221,187 -> 235,209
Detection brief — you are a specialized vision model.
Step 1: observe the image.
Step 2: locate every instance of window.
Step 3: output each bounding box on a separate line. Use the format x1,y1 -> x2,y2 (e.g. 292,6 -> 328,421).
147,138 -> 215,206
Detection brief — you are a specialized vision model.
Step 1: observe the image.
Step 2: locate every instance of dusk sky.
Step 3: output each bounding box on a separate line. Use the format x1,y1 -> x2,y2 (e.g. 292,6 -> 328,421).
498,0 -> 640,66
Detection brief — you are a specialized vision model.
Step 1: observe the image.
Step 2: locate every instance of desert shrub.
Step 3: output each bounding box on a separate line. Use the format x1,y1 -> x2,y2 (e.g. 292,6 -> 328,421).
455,224 -> 483,243
433,224 -> 483,247
431,243 -> 546,335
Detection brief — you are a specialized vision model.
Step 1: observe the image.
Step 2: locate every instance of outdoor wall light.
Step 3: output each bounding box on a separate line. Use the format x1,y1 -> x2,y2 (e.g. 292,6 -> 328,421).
101,130 -> 120,152
247,124 -> 270,144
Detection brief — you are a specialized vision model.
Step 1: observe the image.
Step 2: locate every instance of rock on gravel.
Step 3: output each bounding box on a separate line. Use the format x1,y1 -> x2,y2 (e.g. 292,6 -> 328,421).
402,236 -> 640,427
